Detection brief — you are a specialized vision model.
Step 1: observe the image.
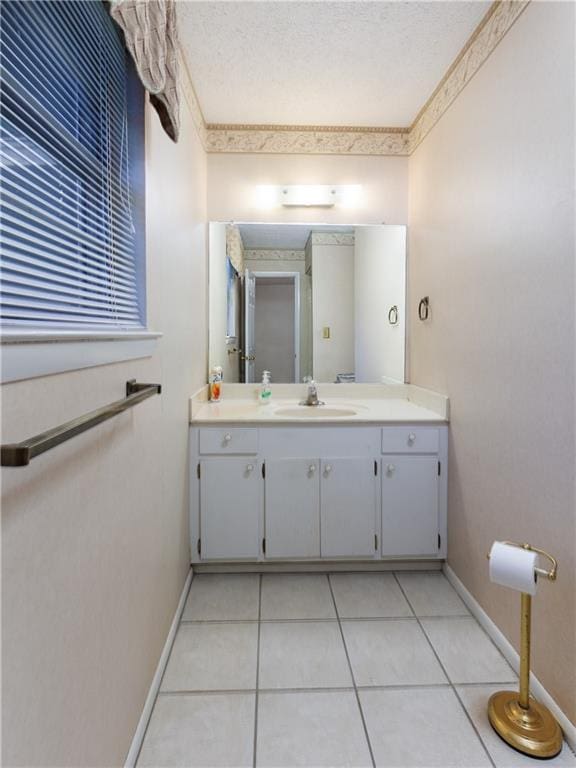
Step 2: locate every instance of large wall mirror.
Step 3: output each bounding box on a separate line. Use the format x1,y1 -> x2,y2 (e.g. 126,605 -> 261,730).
209,222 -> 407,384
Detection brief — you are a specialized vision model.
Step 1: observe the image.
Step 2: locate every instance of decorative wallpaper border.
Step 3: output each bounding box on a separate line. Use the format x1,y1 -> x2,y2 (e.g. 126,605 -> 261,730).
182,0 -> 530,156
407,0 -> 530,152
179,51 -> 207,147
205,126 -> 409,156
310,233 -> 355,246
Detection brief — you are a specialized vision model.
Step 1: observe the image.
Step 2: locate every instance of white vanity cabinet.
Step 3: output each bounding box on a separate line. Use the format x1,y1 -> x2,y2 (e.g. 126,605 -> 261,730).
190,424 -> 447,564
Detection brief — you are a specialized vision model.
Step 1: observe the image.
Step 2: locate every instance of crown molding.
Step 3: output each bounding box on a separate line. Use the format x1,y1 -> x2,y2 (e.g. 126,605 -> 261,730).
182,0 -> 530,156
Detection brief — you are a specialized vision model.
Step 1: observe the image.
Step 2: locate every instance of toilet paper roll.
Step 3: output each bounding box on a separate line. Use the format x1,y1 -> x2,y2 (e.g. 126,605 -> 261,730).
489,541 -> 538,595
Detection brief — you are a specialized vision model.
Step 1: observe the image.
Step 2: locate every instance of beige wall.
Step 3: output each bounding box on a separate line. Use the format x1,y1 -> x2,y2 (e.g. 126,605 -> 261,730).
207,153 -> 408,225
1,94 -> 207,765
408,2 -> 575,724
311,243 -> 355,382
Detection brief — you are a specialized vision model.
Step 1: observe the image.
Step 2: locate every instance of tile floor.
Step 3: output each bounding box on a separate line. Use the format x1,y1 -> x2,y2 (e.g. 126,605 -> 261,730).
137,571 -> 576,767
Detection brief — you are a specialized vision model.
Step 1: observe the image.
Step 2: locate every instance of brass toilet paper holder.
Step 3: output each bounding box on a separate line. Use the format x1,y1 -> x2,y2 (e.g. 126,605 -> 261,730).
486,542 -> 562,758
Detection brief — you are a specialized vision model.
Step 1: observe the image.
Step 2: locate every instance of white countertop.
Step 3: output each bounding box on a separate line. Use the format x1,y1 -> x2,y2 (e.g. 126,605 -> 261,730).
190,384 -> 449,425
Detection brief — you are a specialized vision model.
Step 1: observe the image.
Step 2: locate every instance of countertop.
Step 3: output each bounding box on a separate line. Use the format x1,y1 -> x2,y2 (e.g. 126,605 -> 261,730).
190,384 -> 449,425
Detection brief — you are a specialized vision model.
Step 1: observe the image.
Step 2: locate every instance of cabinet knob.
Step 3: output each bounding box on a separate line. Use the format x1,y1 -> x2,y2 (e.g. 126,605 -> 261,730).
387,463 -> 396,475
223,433 -> 232,444
324,464 -> 332,475
246,464 -> 254,473
408,433 -> 416,445
308,464 -> 316,474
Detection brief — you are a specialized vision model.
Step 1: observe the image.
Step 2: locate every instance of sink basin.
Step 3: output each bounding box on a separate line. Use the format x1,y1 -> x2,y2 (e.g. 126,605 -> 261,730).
273,406 -> 359,418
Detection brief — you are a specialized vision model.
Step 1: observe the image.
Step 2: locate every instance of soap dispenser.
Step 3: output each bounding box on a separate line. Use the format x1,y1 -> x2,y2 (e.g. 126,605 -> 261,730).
259,370 -> 272,405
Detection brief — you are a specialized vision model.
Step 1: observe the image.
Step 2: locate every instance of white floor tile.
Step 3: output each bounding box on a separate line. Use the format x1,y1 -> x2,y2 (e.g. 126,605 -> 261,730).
330,573 -> 413,618
137,693 -> 255,767
257,690 -> 372,767
421,617 -> 517,684
182,574 -> 260,621
261,574 -> 336,620
360,687 -> 492,767
396,572 -> 469,616
259,621 -> 352,689
342,619 -> 447,686
456,685 -> 576,767
161,623 -> 258,692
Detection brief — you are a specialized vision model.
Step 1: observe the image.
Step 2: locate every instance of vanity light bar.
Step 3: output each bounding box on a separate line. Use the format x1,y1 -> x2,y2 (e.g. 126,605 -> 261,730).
255,184 -> 362,209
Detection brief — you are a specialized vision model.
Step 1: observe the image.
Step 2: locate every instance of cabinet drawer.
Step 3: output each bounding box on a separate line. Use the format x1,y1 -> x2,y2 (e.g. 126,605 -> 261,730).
381,427 -> 439,454
199,428 -> 258,455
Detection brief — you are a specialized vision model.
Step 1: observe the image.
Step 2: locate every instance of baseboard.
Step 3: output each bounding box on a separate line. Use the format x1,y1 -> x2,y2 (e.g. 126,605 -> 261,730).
443,564 -> 576,752
124,567 -> 194,767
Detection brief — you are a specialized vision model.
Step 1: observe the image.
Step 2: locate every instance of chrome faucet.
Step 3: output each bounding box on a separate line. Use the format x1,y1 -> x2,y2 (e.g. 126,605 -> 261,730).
301,378 -> 325,407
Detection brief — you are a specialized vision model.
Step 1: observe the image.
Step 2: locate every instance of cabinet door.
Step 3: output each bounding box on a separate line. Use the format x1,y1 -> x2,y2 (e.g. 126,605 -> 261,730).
265,459 -> 320,558
200,458 -> 262,560
320,458 -> 377,558
381,456 -> 439,556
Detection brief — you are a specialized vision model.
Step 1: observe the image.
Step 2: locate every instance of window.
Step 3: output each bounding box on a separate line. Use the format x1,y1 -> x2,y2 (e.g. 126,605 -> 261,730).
0,0 -> 145,333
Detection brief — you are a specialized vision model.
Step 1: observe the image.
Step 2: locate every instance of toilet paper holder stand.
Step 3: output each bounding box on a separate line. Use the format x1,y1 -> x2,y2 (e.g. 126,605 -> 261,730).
486,541 -> 562,758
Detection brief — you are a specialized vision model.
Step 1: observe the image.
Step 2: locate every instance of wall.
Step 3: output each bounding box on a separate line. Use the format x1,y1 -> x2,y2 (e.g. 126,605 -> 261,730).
408,2 -> 575,724
354,226 -> 406,383
311,243 -> 355,382
207,153 -> 408,225
1,91 -> 208,765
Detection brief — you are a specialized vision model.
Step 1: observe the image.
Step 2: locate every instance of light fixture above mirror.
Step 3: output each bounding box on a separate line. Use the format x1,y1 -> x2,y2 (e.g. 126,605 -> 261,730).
255,185 -> 363,209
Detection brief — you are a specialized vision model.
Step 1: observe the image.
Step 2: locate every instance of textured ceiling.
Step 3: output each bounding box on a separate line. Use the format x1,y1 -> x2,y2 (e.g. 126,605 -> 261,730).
178,1 -> 491,127
238,223 -> 354,250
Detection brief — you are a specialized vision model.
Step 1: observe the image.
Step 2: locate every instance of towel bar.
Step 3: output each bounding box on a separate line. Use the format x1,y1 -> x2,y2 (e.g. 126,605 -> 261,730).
1,380 -> 161,467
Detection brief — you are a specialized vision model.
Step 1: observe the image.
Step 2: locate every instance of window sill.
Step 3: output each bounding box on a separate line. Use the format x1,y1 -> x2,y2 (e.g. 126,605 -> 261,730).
1,331 -> 162,383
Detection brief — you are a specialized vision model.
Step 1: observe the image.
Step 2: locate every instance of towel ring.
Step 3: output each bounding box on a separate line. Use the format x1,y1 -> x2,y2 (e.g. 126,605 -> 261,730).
388,305 -> 399,325
418,296 -> 430,321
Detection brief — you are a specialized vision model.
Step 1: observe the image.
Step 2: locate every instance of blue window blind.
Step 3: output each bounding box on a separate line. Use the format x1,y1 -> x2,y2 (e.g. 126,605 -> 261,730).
0,0 -> 145,331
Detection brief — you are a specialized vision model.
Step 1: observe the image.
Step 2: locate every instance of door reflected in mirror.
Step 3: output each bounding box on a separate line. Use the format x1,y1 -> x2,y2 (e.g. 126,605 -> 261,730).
208,222 -> 406,384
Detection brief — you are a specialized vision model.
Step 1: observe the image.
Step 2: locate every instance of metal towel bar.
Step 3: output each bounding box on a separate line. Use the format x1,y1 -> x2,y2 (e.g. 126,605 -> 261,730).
1,379 -> 161,467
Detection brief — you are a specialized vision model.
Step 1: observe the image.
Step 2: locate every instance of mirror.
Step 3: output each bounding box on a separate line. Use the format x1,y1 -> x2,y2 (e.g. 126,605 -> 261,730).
208,222 -> 406,384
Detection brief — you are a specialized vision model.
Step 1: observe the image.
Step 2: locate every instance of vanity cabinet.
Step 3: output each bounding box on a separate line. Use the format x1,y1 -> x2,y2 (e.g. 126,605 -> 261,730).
190,424 -> 447,564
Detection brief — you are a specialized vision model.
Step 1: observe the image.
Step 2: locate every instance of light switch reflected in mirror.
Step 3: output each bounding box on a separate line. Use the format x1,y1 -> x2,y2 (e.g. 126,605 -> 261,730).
208,222 -> 407,385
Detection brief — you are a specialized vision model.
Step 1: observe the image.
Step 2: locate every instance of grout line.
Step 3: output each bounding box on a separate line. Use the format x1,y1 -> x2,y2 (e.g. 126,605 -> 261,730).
156,680 -> 530,697
253,574 -> 262,768
393,573 -> 497,768
133,574 -> 195,766
180,613 -> 472,625
327,574 -> 377,768
159,688 -> 258,696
